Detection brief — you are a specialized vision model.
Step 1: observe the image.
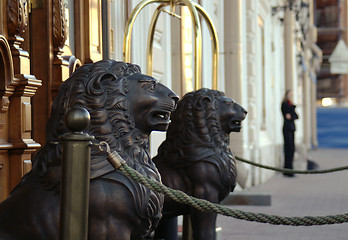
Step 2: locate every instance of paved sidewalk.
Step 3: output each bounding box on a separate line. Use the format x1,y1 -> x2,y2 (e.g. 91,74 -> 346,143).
217,148 -> 348,240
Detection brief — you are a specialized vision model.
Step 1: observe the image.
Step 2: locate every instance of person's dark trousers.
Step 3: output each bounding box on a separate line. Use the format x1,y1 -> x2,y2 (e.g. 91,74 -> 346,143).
283,129 -> 295,174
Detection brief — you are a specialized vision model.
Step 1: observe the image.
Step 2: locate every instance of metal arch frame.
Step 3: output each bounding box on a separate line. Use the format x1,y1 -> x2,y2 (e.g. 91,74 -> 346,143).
194,3 -> 219,90
123,0 -> 219,90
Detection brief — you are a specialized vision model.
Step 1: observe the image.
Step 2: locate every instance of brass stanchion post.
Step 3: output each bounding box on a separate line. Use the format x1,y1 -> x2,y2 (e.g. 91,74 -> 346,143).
59,107 -> 94,240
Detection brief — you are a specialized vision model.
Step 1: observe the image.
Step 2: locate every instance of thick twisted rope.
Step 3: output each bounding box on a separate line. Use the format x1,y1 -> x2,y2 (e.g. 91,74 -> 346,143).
98,142 -> 348,226
119,163 -> 348,226
235,156 -> 348,174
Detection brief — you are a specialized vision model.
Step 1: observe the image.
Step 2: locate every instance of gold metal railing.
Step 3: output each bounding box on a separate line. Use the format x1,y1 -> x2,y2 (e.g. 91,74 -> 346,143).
123,0 -> 219,90
123,3 -> 219,238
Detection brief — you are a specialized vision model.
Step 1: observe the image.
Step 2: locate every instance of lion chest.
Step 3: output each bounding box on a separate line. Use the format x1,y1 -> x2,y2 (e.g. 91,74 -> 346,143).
160,155 -> 236,203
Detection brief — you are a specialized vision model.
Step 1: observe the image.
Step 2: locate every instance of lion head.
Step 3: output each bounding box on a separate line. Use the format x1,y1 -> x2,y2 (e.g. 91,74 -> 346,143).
154,88 -> 247,188
30,60 -> 178,190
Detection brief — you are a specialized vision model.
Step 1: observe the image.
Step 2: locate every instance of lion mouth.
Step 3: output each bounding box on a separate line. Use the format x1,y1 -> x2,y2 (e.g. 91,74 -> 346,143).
152,99 -> 176,123
149,99 -> 177,131
230,119 -> 243,131
154,111 -> 171,121
231,120 -> 241,126
149,110 -> 172,132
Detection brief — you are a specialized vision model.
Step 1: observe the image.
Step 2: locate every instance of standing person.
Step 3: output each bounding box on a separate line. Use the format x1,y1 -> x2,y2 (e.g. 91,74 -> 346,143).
281,90 -> 298,177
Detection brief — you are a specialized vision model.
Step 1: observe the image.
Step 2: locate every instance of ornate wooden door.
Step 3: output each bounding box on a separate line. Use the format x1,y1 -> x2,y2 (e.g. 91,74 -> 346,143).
0,0 -> 106,201
0,0 -> 41,201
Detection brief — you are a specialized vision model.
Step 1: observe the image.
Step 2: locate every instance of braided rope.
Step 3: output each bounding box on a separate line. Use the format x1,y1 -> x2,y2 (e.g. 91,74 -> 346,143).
118,163 -> 348,226
99,142 -> 348,226
235,156 -> 348,174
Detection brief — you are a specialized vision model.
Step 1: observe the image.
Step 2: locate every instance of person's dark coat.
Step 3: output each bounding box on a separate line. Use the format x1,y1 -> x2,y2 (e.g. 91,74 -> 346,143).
281,100 -> 299,173
281,101 -> 298,131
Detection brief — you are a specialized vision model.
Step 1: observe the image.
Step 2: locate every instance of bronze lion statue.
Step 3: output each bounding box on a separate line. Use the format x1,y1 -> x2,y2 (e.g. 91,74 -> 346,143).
0,60 -> 178,240
153,88 -> 247,240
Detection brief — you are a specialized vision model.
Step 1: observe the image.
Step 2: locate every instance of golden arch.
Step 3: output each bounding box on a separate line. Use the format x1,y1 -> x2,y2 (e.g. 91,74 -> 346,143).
123,0 -> 219,90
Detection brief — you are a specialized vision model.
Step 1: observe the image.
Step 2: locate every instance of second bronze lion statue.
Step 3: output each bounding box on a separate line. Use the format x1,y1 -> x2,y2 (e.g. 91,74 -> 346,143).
153,88 -> 247,240
0,60 -> 178,240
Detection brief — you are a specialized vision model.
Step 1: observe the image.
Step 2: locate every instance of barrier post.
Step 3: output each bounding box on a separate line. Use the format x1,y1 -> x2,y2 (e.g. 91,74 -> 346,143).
59,107 -> 93,240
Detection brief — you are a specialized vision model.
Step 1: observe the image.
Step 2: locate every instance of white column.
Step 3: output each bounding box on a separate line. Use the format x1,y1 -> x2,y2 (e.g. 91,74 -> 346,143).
245,0 -> 258,187
303,65 -> 312,149
224,0 -> 250,188
284,7 -> 296,91
311,80 -> 318,147
309,0 -> 319,148
224,0 -> 243,104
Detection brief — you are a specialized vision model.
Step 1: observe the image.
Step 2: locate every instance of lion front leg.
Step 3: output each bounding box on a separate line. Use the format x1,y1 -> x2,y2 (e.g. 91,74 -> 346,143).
190,209 -> 218,240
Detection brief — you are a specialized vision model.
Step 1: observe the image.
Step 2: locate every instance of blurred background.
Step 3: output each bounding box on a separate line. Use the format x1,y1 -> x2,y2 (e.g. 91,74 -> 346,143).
315,0 -> 348,149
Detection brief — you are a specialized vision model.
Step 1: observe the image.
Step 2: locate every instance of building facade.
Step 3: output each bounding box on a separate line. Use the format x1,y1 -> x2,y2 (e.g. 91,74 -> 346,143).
0,0 -> 320,200
315,0 -> 348,106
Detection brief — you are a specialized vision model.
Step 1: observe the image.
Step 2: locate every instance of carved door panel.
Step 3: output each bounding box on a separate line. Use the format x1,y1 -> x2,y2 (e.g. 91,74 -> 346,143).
0,35 -> 14,200
85,0 -> 103,62
31,0 -> 102,154
32,0 -> 81,147
0,1 -> 41,201
0,0 -> 106,201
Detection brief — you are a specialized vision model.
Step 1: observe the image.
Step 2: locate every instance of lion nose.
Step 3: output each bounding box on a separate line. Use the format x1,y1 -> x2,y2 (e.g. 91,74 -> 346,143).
240,107 -> 247,119
169,91 -> 179,104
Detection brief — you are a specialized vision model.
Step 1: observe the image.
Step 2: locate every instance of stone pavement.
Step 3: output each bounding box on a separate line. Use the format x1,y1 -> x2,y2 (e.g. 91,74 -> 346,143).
216,148 -> 348,240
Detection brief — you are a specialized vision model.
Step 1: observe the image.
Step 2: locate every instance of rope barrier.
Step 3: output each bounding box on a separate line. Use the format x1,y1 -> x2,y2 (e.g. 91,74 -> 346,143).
98,142 -> 348,226
119,162 -> 348,226
235,156 -> 348,174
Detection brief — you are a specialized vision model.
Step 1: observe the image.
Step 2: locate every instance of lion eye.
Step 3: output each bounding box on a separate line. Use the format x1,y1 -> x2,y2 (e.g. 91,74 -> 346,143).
145,82 -> 156,92
139,79 -> 158,92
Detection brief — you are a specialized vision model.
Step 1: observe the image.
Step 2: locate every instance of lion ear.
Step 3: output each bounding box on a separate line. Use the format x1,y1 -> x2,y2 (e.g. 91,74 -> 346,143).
86,73 -> 117,96
212,99 -> 219,110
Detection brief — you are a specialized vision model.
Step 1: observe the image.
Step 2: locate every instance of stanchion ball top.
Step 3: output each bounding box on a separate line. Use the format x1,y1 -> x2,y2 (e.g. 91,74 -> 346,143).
65,107 -> 91,132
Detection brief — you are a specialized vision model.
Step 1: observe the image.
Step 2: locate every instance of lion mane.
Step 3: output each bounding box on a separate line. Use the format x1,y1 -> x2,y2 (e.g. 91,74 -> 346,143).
154,88 -> 237,191
29,60 -> 159,187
